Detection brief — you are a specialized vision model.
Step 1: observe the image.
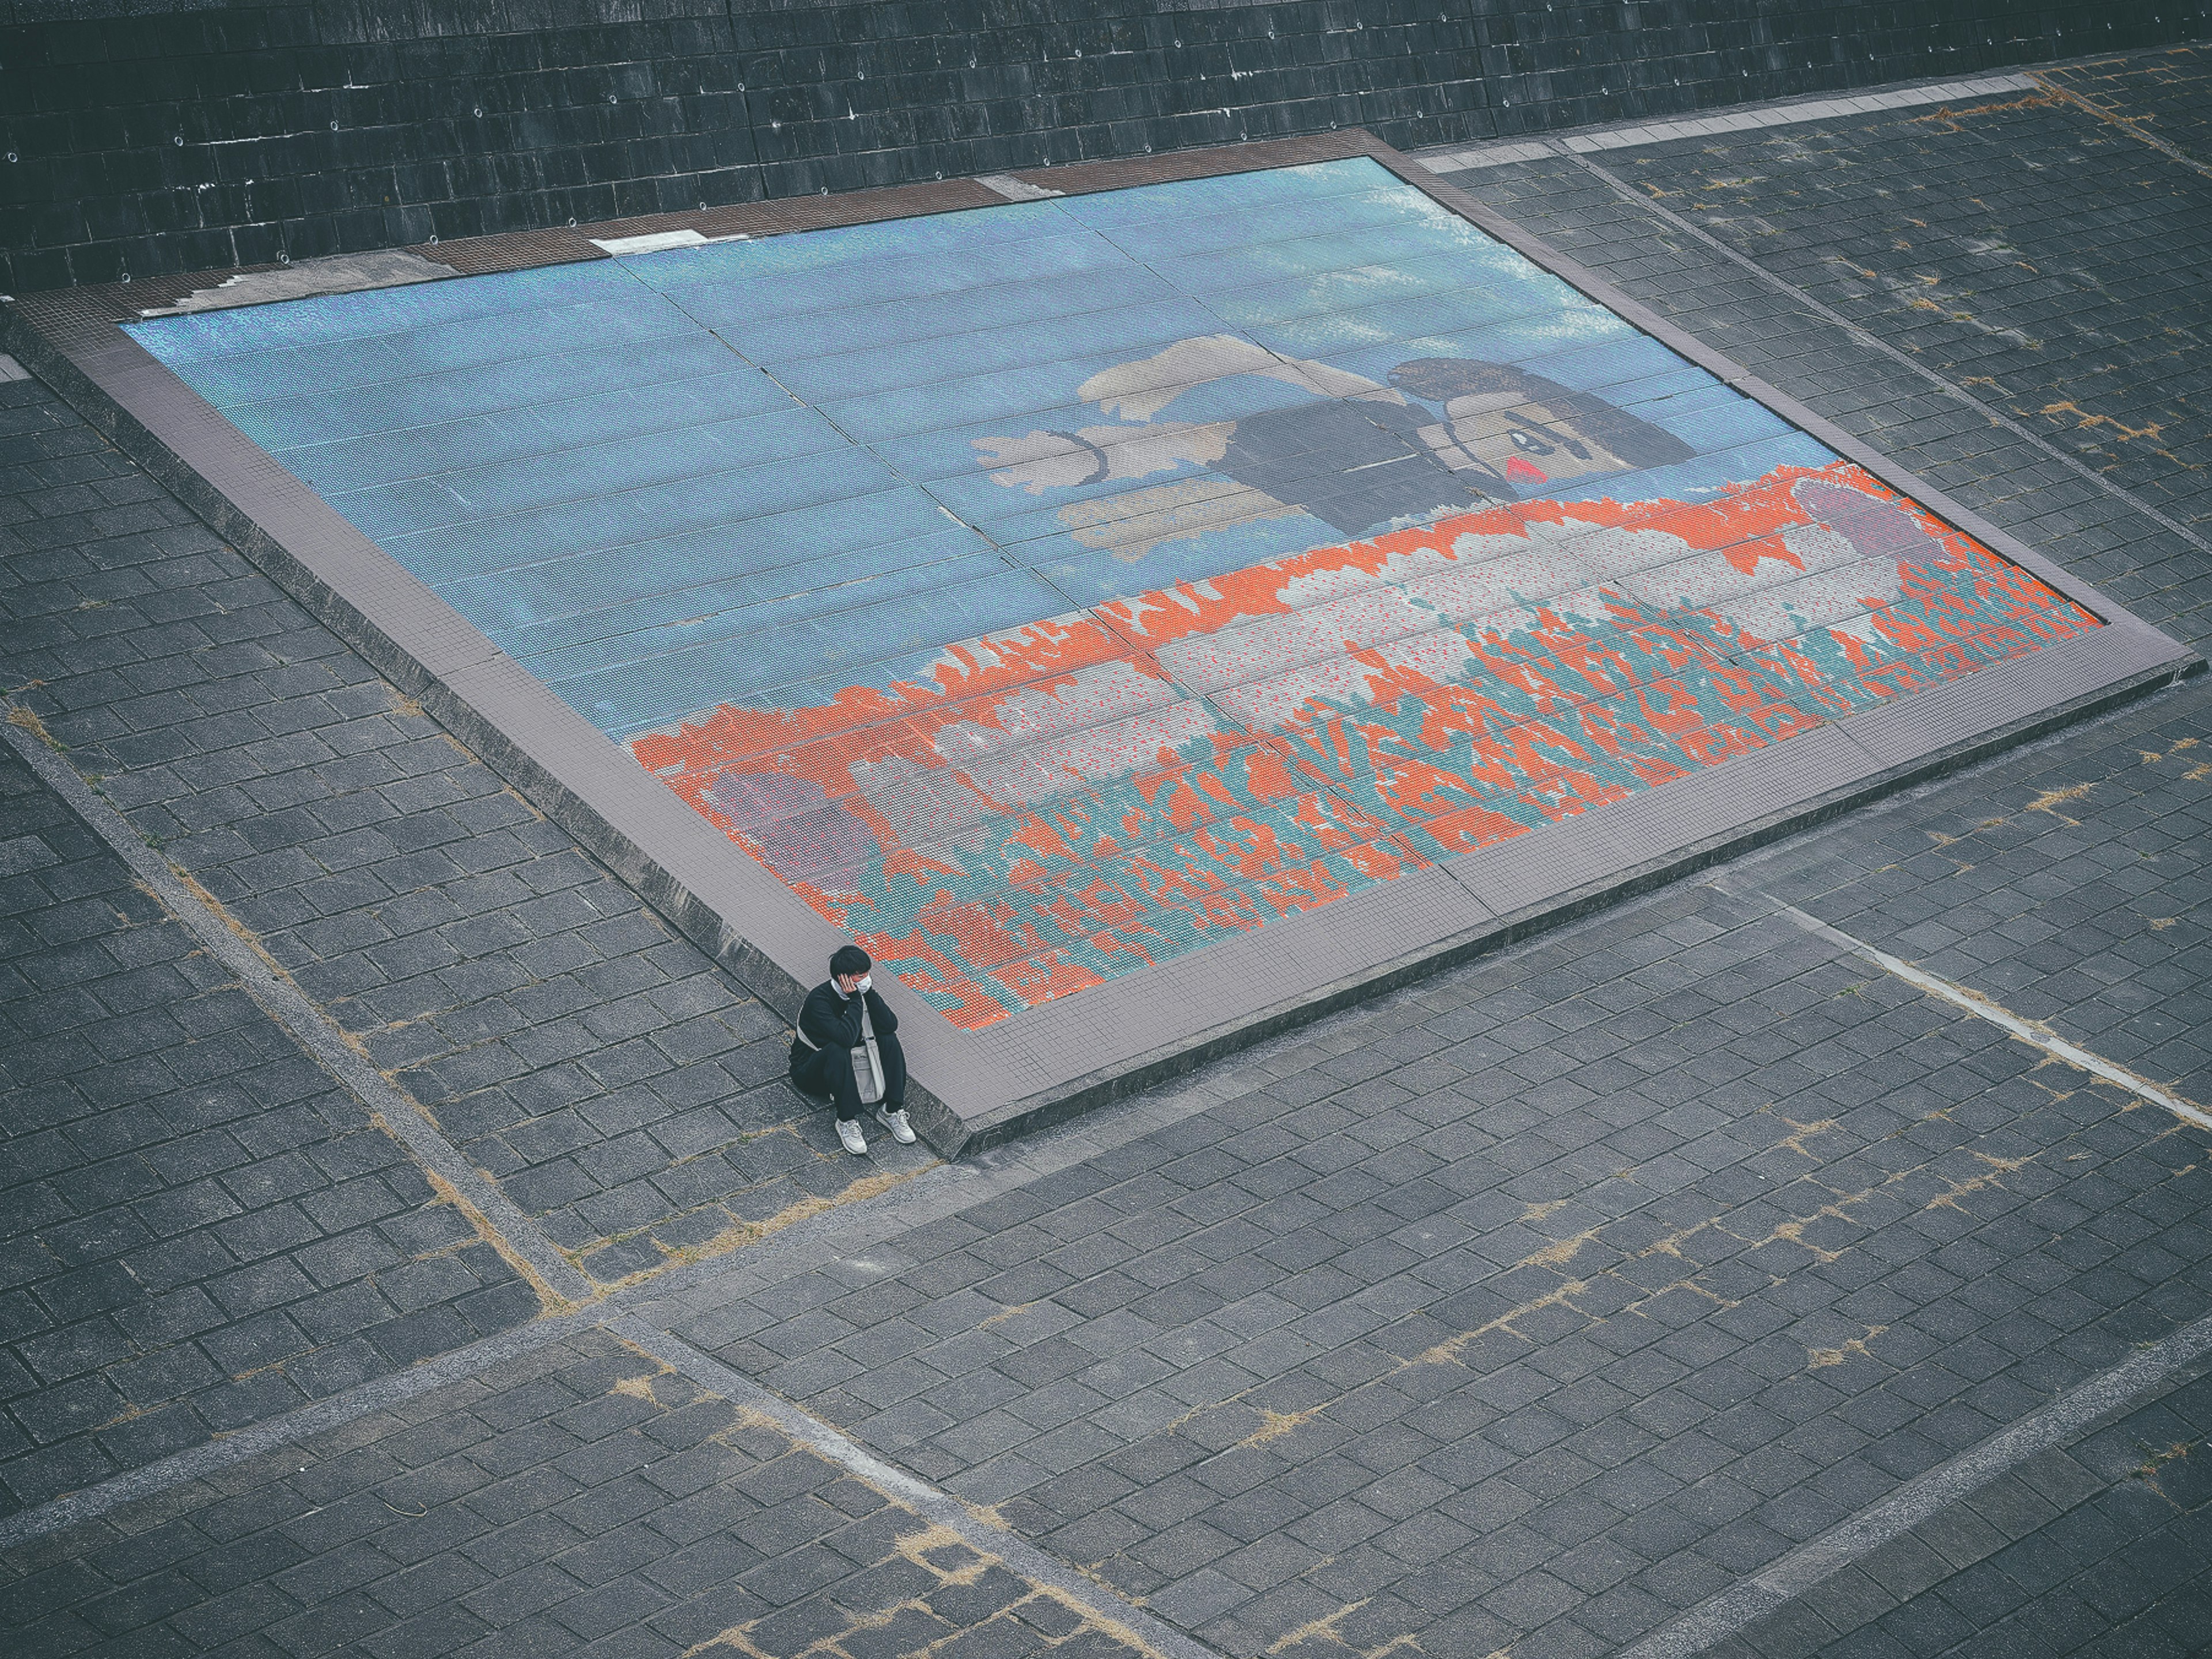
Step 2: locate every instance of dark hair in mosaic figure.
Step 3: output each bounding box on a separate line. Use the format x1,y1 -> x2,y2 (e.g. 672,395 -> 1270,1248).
1215,355 -> 1697,537
979,341 -> 1698,543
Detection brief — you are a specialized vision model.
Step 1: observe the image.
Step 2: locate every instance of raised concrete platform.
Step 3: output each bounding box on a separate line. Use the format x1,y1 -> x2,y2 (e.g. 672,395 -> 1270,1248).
2,131 -> 2193,1157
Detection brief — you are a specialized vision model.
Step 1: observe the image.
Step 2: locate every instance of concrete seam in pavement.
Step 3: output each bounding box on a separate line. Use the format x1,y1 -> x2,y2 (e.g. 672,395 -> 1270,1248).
0,709 -> 597,1309
1619,1306 -> 2212,1659
1529,145 -> 2212,560
1751,891 -> 2212,1131
2032,69 -> 2212,179
605,1315 -> 1225,1659
616,1056 -> 1286,1324
0,1040 -> 1291,1551
0,1309 -> 598,1554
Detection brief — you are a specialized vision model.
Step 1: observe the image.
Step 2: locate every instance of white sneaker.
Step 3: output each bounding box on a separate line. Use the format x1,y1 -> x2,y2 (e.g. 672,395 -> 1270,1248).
836,1119 -> 869,1156
874,1105 -> 917,1145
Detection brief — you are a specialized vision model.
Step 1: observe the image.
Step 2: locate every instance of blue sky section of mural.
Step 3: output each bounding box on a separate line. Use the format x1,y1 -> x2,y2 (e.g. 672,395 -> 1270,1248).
128,158 -> 2098,1029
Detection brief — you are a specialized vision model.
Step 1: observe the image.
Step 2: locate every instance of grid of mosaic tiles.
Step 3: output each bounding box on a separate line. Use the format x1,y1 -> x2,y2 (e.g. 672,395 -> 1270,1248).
129,159 -> 2098,1029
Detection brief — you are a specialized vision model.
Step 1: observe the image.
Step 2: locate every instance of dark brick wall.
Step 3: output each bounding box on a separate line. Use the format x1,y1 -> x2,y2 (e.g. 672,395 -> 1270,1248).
1,0 -> 2207,290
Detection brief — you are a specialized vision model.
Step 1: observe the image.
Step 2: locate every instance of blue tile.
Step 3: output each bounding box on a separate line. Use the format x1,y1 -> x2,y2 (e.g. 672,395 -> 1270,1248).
1547,433 -> 1836,504
667,231 -> 1127,333
552,567 -> 1072,736
269,366 -> 785,496
777,296 -> 1228,407
174,290 -> 693,406
1054,157 -> 1392,229
1010,509 -> 1361,610
122,258 -> 635,365
510,540 -> 1008,684
723,261 -> 1176,365
327,404 -> 847,538
629,198 -> 1075,299
439,484 -> 972,639
380,445 -> 902,584
219,332 -> 758,449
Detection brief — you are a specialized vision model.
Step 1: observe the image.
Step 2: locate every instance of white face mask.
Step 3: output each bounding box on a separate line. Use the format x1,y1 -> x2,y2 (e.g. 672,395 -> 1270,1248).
851,974 -> 872,994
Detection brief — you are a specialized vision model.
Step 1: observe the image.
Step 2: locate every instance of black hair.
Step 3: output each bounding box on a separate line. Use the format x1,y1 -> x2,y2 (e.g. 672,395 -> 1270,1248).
1387,358 -> 1696,470
830,944 -> 872,979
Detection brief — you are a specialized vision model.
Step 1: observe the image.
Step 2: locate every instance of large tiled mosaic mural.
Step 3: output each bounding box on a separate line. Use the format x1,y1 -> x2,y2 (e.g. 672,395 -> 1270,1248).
128,159 -> 2099,1030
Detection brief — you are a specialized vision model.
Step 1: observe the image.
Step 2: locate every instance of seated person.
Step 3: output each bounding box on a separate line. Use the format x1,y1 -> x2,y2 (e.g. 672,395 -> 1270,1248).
790,945 -> 916,1155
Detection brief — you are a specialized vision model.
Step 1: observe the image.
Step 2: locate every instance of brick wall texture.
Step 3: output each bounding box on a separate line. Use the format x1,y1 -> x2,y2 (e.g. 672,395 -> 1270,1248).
3,0 -> 2210,291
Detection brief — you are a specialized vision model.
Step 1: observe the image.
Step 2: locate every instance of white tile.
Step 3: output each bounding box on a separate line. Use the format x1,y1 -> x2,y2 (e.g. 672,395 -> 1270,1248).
978,174 -> 1062,202
591,228 -> 711,255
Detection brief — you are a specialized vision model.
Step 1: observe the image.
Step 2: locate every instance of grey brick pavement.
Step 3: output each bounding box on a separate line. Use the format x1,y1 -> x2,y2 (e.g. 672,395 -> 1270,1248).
2044,43 -> 2212,168
0,741 -> 536,1517
0,1325 -> 1154,1659
5,41 -> 2212,1659
0,373 -> 927,1294
1434,46 -> 2212,647
657,745 -> 2212,1656
1772,703 -> 2212,1107
1707,1364 -> 2212,1659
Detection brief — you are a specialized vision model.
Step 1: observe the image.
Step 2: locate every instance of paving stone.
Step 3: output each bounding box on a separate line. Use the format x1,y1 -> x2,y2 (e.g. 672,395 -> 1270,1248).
0,742 -> 539,1517
0,1329 -> 1152,1659
0,374 -> 929,1300
658,677 -> 2212,1658
1710,1368 -> 2212,1658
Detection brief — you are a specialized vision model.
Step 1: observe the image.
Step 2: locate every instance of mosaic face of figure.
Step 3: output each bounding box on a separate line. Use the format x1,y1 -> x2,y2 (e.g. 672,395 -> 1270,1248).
1386,357 -> 1690,500
1421,389 -> 1634,489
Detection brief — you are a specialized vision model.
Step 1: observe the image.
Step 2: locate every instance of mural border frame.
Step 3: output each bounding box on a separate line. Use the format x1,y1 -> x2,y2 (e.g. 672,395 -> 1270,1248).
3,129 -> 2196,1157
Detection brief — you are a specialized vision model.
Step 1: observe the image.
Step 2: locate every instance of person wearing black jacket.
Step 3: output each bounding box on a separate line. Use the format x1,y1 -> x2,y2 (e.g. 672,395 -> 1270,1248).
790,945 -> 916,1155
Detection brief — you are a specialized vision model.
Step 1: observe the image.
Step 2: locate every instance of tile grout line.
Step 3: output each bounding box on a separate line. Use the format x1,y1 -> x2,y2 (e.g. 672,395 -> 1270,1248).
1746,888 -> 2212,1131
0,877 -> 1516,1548
619,1059 -> 1282,1321
1619,1305 -> 2212,1659
2031,69 -> 2212,180
1508,143 -> 2212,560
0,1310 -> 599,1555
605,1315 -> 1225,1659
0,1041 -> 1288,1550
0,710 -> 597,1307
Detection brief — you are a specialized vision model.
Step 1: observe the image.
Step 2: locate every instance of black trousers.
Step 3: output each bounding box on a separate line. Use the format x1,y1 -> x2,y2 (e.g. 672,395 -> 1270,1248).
790,1031 -> 907,1123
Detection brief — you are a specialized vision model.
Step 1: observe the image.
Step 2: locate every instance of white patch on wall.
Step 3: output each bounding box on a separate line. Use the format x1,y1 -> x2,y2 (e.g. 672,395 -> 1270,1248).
134,248 -> 459,316
590,228 -> 751,256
